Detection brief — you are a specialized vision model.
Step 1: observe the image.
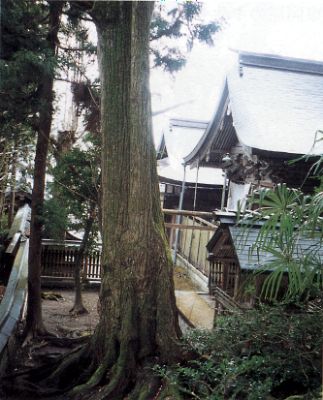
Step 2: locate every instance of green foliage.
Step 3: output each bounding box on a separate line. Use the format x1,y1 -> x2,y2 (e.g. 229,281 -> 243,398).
0,213 -> 9,241
294,130 -> 323,180
150,2 -> 220,72
51,147 -> 99,211
157,306 -> 322,399
237,184 -> 322,301
48,144 -> 100,243
43,197 -> 68,241
0,0 -> 56,202
0,0 -> 56,138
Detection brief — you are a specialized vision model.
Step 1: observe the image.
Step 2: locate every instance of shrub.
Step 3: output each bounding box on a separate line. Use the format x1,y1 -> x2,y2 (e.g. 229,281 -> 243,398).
157,305 -> 322,399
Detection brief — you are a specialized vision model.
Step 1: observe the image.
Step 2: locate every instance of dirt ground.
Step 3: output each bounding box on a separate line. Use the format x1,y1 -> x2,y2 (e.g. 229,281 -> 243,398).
40,268 -> 197,337
1,288 -> 101,400
39,266 -> 194,336
1,270 -> 205,399
41,287 -> 100,337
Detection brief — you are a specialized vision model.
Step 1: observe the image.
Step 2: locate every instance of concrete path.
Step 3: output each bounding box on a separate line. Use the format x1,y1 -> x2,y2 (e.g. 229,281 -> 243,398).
174,267 -> 215,330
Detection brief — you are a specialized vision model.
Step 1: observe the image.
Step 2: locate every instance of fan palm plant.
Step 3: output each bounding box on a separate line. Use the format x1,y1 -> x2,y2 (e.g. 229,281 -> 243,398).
238,183 -> 322,301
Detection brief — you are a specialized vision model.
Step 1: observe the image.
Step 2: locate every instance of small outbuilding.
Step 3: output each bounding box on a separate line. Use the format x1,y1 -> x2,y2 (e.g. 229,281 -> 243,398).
207,211 -> 323,313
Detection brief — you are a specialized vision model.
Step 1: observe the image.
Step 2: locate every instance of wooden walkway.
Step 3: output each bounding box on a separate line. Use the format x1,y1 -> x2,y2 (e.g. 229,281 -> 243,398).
174,267 -> 215,329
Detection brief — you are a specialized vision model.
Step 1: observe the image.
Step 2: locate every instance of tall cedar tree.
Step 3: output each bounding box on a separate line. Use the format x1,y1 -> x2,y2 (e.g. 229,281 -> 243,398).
0,0 -> 47,228
6,0 -> 218,397
25,1 -> 64,338
36,3 -> 183,398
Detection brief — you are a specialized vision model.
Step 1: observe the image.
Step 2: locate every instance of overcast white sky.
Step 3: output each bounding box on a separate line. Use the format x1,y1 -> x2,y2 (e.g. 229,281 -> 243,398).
53,0 -> 323,147
151,0 -> 323,146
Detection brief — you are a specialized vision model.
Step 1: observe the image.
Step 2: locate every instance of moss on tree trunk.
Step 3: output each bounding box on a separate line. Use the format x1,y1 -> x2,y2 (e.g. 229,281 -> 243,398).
37,2 -> 182,399
92,0 -> 181,362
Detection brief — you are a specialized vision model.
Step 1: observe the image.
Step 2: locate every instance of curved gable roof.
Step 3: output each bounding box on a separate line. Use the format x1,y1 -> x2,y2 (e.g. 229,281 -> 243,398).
229,51 -> 323,155
184,80 -> 231,166
185,51 -> 323,166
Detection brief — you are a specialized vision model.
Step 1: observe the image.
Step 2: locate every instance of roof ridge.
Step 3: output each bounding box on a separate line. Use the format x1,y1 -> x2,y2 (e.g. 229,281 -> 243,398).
238,50 -> 323,76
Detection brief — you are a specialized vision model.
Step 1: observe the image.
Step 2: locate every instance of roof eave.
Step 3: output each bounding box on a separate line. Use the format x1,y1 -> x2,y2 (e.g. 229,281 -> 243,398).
184,80 -> 229,166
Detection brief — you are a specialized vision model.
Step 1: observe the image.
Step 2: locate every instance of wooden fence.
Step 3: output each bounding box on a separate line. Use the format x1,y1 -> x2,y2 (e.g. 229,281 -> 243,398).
41,246 -> 102,281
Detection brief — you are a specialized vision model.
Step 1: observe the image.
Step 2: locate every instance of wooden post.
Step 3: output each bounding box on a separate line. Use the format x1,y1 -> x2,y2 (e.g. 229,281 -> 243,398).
163,209 -> 214,219
195,228 -> 202,269
233,267 -> 239,299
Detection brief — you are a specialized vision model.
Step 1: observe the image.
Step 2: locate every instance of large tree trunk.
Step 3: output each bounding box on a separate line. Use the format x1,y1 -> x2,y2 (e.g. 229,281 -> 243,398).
94,0 -> 180,361
25,2 -> 63,339
44,2 -> 181,399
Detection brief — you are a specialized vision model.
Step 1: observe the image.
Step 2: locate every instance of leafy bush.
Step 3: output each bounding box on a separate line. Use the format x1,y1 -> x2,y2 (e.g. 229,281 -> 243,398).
157,305 -> 322,399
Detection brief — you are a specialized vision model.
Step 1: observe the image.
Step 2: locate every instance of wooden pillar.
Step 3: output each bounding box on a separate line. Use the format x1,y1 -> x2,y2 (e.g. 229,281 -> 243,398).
233,266 -> 240,299
168,214 -> 176,248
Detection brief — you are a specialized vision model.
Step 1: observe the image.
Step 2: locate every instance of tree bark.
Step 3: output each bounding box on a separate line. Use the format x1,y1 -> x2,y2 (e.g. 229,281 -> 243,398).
0,145 -> 9,220
25,2 -> 63,339
43,2 -> 181,398
93,0 -> 180,361
8,146 -> 17,228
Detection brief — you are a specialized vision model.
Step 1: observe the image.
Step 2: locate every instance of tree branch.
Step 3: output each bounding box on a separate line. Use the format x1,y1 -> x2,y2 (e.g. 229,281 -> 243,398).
58,45 -> 95,52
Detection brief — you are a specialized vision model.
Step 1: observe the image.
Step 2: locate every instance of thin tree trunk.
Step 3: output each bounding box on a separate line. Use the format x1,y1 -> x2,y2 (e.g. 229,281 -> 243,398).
8,146 -> 17,227
0,145 -> 10,223
25,2 -> 63,339
70,203 -> 96,315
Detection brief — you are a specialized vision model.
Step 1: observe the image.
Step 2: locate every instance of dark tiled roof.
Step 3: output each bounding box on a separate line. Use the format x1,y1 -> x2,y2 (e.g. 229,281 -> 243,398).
229,225 -> 322,271
207,212 -> 322,271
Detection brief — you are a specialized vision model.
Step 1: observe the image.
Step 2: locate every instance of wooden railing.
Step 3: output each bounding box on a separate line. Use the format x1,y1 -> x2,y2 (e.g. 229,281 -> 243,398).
212,286 -> 242,314
41,246 -> 102,281
177,216 -> 216,277
0,239 -> 29,354
0,204 -> 30,359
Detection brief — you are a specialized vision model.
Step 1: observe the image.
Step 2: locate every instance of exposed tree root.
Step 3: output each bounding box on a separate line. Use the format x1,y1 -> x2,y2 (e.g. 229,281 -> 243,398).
44,342 -> 93,391
41,335 -> 90,348
69,360 -> 108,396
3,337 -> 187,400
157,381 -> 185,400
69,305 -> 89,316
22,324 -> 55,347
